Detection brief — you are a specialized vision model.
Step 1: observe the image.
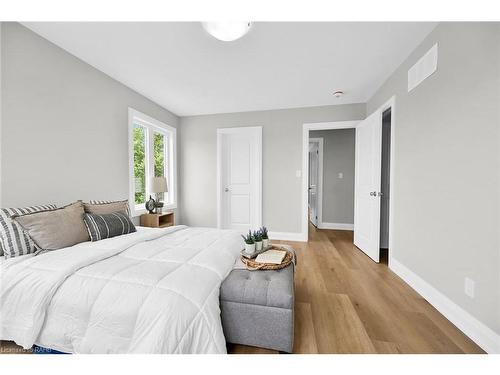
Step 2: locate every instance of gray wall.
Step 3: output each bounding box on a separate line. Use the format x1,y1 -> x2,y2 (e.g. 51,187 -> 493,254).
1,23 -> 179,214
309,129 -> 355,224
180,104 -> 365,233
367,23 -> 500,334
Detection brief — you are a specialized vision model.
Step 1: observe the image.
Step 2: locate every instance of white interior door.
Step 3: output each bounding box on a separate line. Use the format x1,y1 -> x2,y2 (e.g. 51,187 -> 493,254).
218,127 -> 262,232
308,141 -> 319,227
354,110 -> 382,262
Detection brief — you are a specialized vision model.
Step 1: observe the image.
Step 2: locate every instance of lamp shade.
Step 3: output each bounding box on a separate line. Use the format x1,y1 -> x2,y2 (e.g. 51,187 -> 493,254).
152,176 -> 168,193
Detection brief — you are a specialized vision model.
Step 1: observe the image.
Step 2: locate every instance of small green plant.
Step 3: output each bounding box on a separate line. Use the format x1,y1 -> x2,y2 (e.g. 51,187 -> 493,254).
253,230 -> 263,242
260,226 -> 269,239
241,230 -> 255,244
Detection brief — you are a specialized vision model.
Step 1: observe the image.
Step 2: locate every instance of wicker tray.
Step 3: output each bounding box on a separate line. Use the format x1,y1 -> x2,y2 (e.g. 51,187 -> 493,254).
241,247 -> 293,271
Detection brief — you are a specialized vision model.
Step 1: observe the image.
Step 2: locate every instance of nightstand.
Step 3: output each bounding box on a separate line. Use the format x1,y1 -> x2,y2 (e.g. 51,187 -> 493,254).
140,212 -> 175,228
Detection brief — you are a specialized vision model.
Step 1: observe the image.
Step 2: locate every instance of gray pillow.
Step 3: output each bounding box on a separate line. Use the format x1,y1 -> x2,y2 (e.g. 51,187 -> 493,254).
83,212 -> 136,242
83,200 -> 130,216
13,201 -> 90,251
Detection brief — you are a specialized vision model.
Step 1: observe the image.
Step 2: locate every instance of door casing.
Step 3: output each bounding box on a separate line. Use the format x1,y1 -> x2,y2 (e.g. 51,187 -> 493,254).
301,121 -> 359,242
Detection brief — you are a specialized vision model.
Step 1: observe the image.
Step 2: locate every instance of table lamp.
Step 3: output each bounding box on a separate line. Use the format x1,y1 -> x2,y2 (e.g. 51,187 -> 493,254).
152,176 -> 168,214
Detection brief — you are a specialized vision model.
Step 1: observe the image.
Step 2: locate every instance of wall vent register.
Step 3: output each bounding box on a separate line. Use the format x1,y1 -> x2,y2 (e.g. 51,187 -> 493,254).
408,43 -> 438,92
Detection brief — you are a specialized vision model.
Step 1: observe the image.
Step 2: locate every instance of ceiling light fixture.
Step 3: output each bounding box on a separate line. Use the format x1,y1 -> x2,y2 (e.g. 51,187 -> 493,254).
333,90 -> 344,98
202,22 -> 252,42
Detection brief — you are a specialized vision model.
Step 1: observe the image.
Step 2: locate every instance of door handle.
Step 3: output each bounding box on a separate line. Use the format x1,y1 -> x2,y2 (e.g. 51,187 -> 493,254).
224,187 -> 230,192
370,191 -> 377,196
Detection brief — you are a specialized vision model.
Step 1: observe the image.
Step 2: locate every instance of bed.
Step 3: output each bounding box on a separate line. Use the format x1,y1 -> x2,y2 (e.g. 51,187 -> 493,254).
0,225 -> 242,353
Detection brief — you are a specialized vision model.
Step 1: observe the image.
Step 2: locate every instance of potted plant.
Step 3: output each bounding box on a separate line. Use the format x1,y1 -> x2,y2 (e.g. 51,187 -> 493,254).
260,226 -> 269,249
253,230 -> 263,251
241,231 -> 255,255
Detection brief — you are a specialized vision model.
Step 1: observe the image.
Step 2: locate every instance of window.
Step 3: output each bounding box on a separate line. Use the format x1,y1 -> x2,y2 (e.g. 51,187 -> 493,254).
129,108 -> 176,216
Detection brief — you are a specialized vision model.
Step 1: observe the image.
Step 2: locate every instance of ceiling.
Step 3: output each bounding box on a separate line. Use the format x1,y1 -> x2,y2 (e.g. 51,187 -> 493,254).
23,22 -> 437,116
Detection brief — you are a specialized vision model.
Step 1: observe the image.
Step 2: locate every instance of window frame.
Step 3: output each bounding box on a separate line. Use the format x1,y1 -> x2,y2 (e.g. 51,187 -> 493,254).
128,108 -> 177,217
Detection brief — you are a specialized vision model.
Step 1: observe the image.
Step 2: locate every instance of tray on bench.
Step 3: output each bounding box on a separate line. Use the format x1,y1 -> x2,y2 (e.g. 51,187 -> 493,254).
240,246 -> 294,271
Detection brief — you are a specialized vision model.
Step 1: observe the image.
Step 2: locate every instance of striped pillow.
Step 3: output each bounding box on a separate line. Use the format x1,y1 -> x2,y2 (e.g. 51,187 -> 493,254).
0,204 -> 57,258
83,212 -> 136,242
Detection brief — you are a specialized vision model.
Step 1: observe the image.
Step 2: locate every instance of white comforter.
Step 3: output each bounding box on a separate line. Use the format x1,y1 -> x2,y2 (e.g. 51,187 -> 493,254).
0,226 -> 242,353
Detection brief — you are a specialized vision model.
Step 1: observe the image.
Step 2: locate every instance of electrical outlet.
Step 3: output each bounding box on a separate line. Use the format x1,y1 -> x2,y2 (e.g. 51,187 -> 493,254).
464,277 -> 475,298
338,172 -> 343,179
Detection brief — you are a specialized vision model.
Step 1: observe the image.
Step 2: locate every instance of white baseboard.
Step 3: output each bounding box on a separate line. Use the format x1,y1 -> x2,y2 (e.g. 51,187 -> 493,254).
389,257 -> 500,354
318,222 -> 354,230
268,231 -> 307,242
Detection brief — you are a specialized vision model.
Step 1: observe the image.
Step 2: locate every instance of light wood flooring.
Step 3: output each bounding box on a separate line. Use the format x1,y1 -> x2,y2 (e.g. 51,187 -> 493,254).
1,225 -> 485,354
230,225 -> 484,354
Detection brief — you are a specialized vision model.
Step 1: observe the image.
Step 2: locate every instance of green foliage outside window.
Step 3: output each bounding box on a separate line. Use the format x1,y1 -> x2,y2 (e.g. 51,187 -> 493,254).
134,125 -> 146,205
134,126 -> 168,205
154,133 -> 165,177
154,133 -> 166,201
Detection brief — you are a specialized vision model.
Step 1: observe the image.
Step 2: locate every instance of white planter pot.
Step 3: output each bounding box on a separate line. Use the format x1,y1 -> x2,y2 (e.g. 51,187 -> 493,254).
244,243 -> 256,255
255,241 -> 263,251
262,238 -> 269,248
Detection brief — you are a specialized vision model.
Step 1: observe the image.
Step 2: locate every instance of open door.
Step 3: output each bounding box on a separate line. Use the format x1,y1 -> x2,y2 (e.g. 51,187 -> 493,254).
354,110 -> 382,262
308,141 -> 320,227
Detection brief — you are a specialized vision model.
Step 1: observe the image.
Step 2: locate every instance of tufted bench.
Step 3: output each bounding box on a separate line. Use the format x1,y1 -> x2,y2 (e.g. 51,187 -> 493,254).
220,265 -> 294,353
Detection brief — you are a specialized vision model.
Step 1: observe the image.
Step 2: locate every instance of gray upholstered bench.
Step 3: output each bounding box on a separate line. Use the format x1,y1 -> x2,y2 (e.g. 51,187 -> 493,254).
220,265 -> 294,353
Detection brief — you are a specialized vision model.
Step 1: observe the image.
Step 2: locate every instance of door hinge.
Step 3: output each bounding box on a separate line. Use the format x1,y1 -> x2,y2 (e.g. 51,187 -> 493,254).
317,150 -> 319,154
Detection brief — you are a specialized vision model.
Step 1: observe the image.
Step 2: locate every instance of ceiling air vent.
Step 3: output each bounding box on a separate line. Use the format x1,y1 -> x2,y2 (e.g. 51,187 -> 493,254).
408,43 -> 438,92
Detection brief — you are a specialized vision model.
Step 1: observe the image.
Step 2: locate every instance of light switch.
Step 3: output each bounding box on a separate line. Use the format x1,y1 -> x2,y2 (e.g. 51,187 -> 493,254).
296,170 -> 302,178
338,172 -> 343,179
464,277 -> 475,298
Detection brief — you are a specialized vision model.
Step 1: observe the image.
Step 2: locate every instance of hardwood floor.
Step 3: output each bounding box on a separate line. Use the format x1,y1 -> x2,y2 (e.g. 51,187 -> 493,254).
1,225 -> 485,354
230,225 -> 485,354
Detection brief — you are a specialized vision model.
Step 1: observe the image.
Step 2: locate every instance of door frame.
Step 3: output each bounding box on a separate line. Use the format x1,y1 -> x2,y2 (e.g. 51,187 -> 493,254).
380,96 -> 396,268
301,95 -> 396,259
216,126 -> 263,230
302,121 -> 359,241
308,137 -> 324,227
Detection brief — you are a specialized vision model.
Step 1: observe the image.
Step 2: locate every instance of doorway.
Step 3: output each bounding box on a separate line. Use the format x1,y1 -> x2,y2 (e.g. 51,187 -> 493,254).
379,109 -> 392,263
302,97 -> 395,263
217,126 -> 262,232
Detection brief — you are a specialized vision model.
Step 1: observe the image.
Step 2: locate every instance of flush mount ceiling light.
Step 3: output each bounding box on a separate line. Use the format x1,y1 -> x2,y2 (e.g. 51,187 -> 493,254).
202,22 -> 252,42
332,90 -> 344,98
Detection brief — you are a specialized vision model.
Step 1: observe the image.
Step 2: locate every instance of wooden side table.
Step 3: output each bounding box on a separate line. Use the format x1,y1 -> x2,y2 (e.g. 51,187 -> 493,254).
140,212 -> 174,228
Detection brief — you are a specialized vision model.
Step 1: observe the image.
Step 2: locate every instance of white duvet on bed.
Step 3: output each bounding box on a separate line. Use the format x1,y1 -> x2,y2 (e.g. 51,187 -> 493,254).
0,225 -> 242,353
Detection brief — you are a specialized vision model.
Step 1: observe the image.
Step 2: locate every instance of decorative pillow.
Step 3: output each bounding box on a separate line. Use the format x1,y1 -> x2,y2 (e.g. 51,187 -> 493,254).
83,212 -> 136,242
0,204 -> 57,258
12,201 -> 89,252
84,200 -> 131,216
